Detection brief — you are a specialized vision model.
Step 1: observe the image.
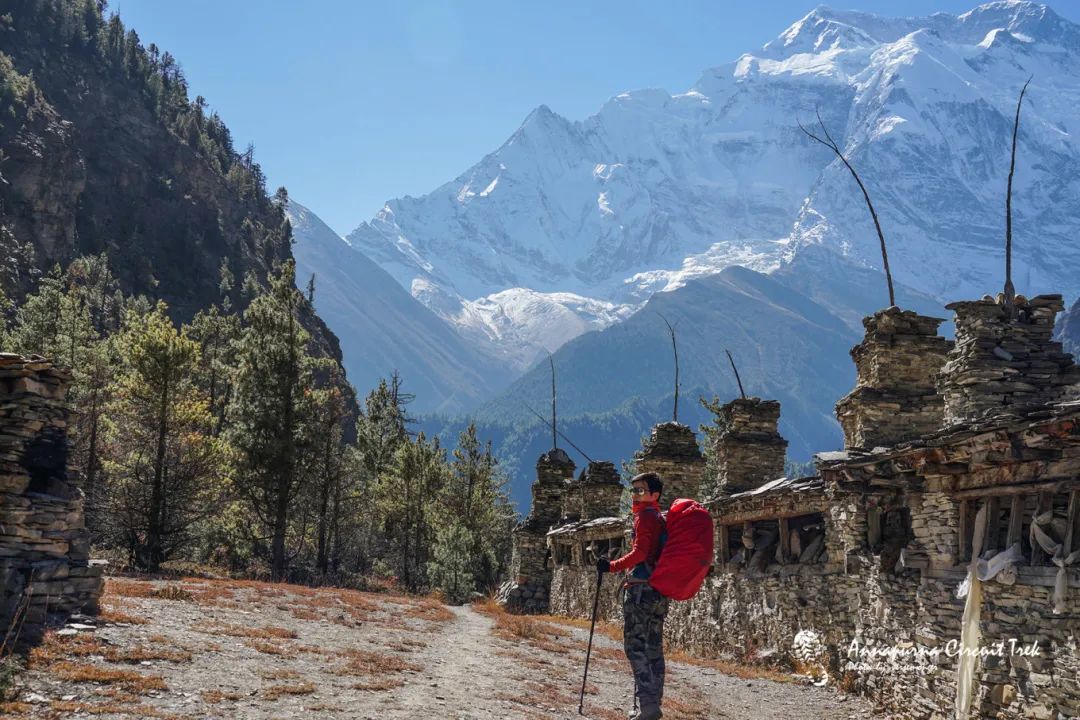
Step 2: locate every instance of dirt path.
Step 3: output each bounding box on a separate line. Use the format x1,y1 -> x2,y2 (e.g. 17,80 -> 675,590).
3,577 -> 877,720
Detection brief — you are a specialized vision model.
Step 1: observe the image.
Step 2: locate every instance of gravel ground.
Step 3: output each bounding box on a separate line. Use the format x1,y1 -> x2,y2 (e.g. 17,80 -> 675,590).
2,576 -> 879,719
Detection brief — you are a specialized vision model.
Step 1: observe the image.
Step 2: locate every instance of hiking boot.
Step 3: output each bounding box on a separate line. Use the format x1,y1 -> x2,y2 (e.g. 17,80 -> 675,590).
636,705 -> 662,720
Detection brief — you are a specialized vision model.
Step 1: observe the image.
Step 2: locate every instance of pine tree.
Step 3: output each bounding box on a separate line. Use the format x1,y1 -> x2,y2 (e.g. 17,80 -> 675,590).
353,375 -> 411,573
227,260 -> 329,580
428,522 -> 475,604
377,432 -> 447,592
185,305 -> 240,436
10,265 -> 66,358
102,301 -> 221,571
308,374 -> 348,575
442,424 -> 515,593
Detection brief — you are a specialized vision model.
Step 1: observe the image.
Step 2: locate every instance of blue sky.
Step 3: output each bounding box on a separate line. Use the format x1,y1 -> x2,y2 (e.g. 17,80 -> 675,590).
112,1 -> 1080,235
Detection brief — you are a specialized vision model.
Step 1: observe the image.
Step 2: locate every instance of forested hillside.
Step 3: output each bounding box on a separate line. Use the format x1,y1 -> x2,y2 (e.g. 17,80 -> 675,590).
0,0 -> 515,598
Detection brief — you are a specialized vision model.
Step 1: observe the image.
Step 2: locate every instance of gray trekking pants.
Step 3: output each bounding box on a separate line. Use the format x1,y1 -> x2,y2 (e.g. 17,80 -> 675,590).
623,583 -> 669,710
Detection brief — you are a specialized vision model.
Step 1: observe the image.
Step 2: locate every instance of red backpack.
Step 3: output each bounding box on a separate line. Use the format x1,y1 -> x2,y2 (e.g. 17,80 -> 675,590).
648,499 -> 714,601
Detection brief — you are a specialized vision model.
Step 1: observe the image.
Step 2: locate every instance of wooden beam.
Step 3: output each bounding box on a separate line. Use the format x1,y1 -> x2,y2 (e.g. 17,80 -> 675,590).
1064,489 -> 1079,559
1006,494 -> 1024,549
1031,492 -> 1054,566
952,479 -> 1080,500
779,517 -> 791,564
985,496 -> 1001,553
717,506 -> 830,526
959,499 -> 971,563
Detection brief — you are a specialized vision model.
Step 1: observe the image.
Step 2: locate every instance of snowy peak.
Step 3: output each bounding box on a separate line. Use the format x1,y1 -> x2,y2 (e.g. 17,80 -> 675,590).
342,1 -> 1080,376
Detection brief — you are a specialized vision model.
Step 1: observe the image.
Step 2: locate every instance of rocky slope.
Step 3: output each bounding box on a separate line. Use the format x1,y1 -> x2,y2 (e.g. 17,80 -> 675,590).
289,202 -> 514,413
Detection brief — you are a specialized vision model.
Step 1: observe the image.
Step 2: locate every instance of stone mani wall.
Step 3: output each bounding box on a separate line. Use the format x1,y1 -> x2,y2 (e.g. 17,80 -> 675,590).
710,398 -> 787,495
940,294 -> 1080,425
0,354 -> 103,647
635,422 -> 705,502
563,461 -> 622,523
835,307 -> 951,449
498,448 -> 575,613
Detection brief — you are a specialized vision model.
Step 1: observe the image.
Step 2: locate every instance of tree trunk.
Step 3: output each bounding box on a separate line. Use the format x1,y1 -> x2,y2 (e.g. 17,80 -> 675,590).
145,374 -> 170,572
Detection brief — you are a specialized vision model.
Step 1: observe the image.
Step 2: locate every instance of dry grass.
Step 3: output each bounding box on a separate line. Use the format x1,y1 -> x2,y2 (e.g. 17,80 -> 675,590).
193,621 -> 298,640
245,639 -> 296,657
200,688 -> 243,703
381,637 -> 427,652
0,701 -> 33,715
48,661 -> 167,693
96,604 -> 149,626
495,676 -> 579,714
548,613 -> 624,643
260,667 -> 302,680
351,678 -> 406,692
667,648 -> 795,684
335,648 -> 422,676
148,585 -> 193,602
105,578 -> 157,599
28,631 -> 191,667
262,681 -> 315,700
46,699 -> 186,718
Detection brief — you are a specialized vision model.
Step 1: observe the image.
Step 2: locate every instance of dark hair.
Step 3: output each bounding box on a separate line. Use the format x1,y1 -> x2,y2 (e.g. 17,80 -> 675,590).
631,472 -> 663,497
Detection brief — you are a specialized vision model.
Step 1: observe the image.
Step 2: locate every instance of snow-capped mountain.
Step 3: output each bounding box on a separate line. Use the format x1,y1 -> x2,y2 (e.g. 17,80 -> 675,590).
348,1 -> 1080,362
288,202 -> 515,414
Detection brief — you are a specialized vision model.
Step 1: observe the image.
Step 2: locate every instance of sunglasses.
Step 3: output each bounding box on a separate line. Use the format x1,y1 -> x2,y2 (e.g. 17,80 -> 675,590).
631,487 -> 650,495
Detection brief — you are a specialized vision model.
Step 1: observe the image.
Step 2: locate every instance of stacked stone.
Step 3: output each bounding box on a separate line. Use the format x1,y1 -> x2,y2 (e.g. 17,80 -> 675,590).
577,461 -> 622,520
561,475 -> 583,523
939,294 -> 1080,425
711,398 -> 787,495
835,307 -> 951,449
498,448 -> 574,613
0,353 -> 103,647
635,422 -> 705,502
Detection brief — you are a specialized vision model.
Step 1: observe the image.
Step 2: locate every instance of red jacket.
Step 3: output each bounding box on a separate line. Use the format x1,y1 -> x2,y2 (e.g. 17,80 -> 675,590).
609,500 -> 664,574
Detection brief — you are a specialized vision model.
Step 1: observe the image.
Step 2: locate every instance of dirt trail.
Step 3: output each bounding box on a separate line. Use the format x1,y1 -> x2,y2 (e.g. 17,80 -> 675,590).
5,577 -> 877,720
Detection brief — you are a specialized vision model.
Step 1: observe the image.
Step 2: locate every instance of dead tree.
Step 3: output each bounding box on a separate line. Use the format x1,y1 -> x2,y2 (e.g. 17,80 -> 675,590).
725,349 -> 747,400
799,109 -> 895,308
1004,77 -> 1032,305
657,313 -> 680,422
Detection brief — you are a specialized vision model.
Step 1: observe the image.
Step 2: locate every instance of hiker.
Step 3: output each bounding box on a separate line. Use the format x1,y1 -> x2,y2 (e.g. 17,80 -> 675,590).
597,471 -> 668,720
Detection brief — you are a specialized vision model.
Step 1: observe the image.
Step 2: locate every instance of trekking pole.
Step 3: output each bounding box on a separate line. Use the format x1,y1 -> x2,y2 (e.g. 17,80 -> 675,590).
578,567 -> 604,715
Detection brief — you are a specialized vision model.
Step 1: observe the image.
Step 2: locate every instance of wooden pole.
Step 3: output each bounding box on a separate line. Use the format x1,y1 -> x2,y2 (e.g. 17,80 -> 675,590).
1005,77 -> 1032,305
799,110 -> 895,307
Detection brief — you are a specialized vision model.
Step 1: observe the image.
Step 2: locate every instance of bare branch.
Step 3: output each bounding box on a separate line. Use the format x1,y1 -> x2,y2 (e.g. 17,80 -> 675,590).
656,312 -> 680,422
798,109 -> 896,307
725,349 -> 747,400
1005,76 -> 1032,304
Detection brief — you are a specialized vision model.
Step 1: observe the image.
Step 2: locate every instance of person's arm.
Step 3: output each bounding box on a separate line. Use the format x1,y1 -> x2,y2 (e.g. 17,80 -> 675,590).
607,512 -> 660,573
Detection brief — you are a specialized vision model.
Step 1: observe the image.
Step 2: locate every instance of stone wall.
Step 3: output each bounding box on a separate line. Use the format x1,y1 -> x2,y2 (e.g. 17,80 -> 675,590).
545,377 -> 1080,719
835,307 -> 951,449
940,294 -> 1080,425
498,448 -> 575,613
0,354 -> 103,647
563,461 -> 622,522
635,422 -> 705,502
710,398 -> 787,496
